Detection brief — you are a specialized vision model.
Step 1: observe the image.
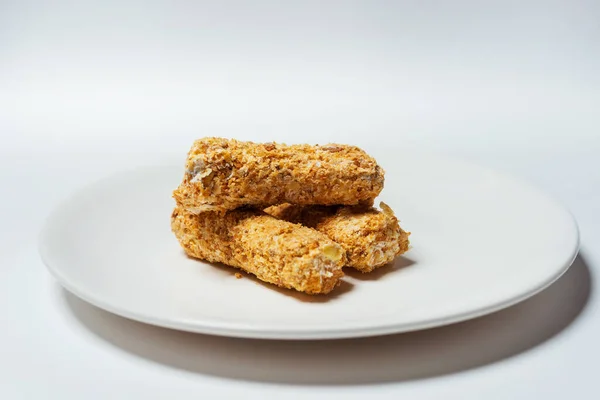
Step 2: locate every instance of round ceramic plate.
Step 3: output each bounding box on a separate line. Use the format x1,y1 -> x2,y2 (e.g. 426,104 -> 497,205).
39,154 -> 579,339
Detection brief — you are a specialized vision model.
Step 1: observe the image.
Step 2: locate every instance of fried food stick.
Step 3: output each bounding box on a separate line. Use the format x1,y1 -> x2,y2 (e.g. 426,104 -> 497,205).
265,202 -> 410,273
171,207 -> 346,294
173,137 -> 384,213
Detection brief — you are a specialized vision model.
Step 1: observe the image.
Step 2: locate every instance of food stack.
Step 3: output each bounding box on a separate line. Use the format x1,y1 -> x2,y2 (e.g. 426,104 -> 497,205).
171,137 -> 410,294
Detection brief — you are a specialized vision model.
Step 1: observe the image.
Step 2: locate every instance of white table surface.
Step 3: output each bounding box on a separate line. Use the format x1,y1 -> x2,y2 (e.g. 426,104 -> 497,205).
1,1 -> 599,398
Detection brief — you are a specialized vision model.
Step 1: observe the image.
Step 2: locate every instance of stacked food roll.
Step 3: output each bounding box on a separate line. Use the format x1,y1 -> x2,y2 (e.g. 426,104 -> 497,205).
172,137 -> 410,294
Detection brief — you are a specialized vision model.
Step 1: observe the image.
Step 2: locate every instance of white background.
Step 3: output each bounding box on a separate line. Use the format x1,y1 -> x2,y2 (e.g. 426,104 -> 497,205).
1,0 -> 599,398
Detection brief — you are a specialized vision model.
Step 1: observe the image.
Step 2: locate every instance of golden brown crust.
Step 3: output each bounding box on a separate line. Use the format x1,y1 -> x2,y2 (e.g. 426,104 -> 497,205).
265,202 -> 410,273
171,207 -> 346,294
173,137 -> 384,213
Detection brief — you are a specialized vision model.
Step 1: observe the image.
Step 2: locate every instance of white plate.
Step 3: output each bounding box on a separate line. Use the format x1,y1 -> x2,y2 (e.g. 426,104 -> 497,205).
39,154 -> 579,339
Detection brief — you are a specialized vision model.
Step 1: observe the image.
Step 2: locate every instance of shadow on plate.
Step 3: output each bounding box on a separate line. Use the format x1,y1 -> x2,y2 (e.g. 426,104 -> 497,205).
190,253 -> 415,301
197,256 -> 355,303
60,254 -> 592,385
344,256 -> 416,280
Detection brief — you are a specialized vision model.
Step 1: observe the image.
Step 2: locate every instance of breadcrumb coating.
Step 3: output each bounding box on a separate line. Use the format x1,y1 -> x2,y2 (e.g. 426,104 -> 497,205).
173,137 -> 384,213
171,206 -> 346,294
265,202 -> 410,272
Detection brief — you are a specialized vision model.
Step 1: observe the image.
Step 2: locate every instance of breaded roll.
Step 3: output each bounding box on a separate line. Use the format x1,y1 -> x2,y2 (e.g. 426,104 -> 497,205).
173,137 -> 384,213
265,202 -> 410,272
171,207 -> 346,294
